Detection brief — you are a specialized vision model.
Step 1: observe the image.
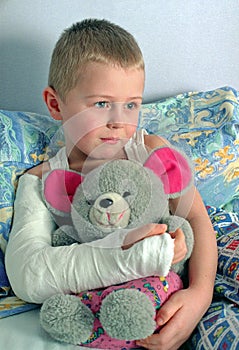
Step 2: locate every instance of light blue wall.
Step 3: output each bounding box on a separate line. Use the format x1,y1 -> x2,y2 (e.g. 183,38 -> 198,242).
1,0 -> 239,114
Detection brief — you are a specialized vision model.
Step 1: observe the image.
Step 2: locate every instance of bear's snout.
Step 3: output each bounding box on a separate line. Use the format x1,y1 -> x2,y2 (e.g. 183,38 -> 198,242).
89,192 -> 131,231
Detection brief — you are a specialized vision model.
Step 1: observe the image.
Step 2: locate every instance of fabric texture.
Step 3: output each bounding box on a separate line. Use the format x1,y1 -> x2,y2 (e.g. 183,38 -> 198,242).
187,206 -> 239,350
77,273 -> 182,349
189,300 -> 239,350
139,86 -> 239,212
0,110 -> 60,316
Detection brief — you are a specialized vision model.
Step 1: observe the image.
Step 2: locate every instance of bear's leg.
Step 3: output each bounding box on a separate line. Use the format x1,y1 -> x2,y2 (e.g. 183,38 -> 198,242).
99,288 -> 156,340
40,294 -> 95,345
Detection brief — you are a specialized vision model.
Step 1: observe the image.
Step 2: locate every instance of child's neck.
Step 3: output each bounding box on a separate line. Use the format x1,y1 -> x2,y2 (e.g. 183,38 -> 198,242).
67,147 -> 127,174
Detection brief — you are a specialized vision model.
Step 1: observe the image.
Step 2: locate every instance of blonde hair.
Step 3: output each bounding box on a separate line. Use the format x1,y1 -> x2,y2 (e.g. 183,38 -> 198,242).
48,18 -> 145,101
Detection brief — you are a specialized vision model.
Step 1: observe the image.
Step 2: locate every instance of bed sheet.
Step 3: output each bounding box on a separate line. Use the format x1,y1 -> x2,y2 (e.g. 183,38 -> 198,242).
0,308 -> 101,350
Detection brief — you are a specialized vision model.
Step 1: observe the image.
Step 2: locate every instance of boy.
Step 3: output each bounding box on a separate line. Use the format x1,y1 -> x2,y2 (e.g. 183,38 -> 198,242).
5,19 -> 217,350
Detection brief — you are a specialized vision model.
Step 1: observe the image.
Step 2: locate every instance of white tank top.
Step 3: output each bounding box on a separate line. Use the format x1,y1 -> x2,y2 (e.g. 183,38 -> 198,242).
48,129 -> 149,171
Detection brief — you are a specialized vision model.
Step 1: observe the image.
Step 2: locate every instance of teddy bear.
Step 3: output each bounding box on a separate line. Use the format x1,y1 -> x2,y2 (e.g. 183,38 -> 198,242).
40,146 -> 194,348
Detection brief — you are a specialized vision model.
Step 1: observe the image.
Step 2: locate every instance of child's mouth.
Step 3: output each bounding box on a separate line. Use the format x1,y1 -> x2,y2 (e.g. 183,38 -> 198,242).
101,138 -> 120,144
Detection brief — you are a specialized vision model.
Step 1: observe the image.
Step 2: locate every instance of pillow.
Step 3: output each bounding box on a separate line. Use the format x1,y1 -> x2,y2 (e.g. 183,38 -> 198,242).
0,110 -> 61,316
0,110 -> 61,250
139,86 -> 239,211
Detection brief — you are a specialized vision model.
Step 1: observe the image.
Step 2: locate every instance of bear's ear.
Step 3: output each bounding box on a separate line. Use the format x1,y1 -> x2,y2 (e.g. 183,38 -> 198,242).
144,147 -> 193,196
44,169 -> 84,213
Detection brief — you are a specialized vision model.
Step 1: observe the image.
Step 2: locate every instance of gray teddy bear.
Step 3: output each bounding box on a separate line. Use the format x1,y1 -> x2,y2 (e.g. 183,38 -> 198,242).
40,147 -> 194,345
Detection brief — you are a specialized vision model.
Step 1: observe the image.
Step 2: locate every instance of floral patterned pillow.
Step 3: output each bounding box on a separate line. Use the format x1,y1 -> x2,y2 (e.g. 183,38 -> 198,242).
139,86 -> 239,212
0,110 -> 61,315
0,110 -> 61,250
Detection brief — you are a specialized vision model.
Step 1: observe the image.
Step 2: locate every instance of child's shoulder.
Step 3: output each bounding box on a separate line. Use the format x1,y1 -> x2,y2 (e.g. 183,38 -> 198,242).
144,133 -> 170,150
26,161 -> 51,178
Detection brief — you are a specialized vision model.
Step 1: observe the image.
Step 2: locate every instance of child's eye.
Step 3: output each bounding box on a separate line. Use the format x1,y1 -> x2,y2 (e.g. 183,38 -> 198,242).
125,102 -> 138,110
94,101 -> 110,109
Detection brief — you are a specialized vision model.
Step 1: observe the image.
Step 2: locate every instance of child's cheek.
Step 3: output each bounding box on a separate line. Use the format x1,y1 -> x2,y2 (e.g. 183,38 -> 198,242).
63,109 -> 108,144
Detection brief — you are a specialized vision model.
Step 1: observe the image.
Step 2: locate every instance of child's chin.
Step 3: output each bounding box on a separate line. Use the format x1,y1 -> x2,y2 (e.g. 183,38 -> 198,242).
91,143 -> 126,160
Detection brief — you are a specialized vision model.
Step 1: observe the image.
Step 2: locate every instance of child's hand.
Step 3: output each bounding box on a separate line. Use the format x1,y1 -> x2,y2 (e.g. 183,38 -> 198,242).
170,228 -> 187,264
122,225 -> 188,266
136,286 -> 211,350
122,223 -> 167,250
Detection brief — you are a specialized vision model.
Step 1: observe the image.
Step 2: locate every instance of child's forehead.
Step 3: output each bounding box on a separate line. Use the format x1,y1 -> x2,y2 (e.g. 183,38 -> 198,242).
69,62 -> 145,99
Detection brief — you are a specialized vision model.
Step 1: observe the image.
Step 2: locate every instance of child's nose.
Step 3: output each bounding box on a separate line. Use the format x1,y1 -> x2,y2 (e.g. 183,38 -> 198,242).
106,104 -> 124,128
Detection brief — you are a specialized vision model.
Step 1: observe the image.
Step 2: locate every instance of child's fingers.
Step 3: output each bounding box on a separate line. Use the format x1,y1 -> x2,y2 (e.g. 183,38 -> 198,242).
122,223 -> 167,249
147,223 -> 168,237
136,295 -> 183,350
155,294 -> 182,326
170,228 -> 187,264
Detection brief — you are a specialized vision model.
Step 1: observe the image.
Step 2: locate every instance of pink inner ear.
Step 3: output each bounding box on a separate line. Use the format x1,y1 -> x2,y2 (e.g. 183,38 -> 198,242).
144,147 -> 192,194
44,170 -> 84,213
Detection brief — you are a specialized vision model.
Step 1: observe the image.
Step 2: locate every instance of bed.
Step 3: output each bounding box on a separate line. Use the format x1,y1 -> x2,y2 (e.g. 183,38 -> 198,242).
0,86 -> 238,349
0,2 -> 239,350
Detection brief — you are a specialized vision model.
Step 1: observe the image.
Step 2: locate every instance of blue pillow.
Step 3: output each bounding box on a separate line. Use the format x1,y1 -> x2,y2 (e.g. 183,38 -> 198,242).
0,110 -> 61,316
0,110 -> 61,249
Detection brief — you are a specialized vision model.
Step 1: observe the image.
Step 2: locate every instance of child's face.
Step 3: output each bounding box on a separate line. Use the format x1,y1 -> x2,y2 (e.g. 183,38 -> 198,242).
56,62 -> 144,162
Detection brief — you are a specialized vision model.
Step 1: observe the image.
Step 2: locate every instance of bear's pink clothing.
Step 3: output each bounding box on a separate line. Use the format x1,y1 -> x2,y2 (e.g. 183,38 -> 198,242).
77,272 -> 183,349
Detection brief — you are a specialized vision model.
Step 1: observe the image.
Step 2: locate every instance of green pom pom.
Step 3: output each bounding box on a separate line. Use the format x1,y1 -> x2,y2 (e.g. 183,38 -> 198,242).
40,294 -> 94,344
100,289 -> 156,340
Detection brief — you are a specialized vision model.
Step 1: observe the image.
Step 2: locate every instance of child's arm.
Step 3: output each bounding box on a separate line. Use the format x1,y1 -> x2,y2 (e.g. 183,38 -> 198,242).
137,187 -> 218,350
135,134 -> 218,349
5,173 -> 176,304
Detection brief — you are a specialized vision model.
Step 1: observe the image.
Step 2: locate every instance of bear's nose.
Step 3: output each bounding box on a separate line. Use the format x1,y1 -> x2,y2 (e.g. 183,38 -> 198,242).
99,198 -> 114,208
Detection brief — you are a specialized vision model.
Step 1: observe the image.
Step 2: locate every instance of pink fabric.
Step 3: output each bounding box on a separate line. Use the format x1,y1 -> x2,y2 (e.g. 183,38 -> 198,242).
144,147 -> 192,195
44,170 -> 83,213
77,272 -> 183,349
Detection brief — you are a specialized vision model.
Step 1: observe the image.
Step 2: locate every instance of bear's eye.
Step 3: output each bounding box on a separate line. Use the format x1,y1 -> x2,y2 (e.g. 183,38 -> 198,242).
86,199 -> 95,206
123,191 -> 130,198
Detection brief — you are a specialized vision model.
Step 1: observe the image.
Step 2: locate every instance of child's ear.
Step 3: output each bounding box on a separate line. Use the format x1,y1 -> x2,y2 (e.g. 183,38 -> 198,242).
43,86 -> 62,120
